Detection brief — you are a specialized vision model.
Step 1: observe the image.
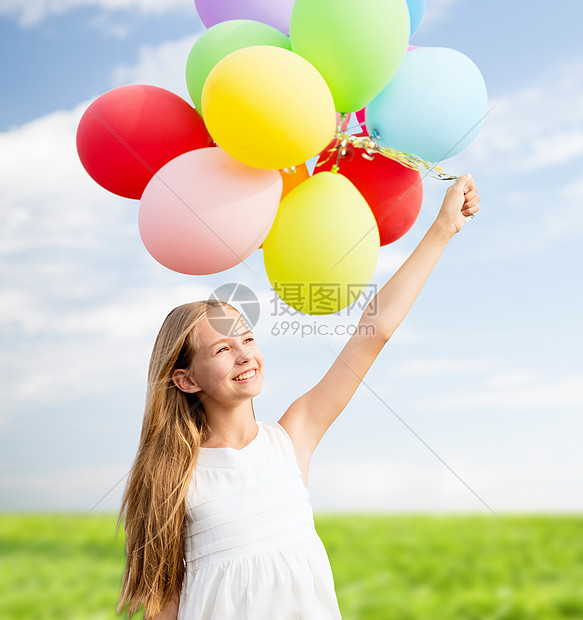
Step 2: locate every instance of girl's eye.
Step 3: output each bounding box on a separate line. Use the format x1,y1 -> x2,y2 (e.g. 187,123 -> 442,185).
216,338 -> 252,354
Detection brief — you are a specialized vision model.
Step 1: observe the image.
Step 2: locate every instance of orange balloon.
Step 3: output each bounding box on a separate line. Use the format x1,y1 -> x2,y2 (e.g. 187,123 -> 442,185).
280,164 -> 310,198
258,164 -> 310,250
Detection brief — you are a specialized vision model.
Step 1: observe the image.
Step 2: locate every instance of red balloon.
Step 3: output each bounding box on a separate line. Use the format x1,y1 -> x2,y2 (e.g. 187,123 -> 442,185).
76,85 -> 213,199
316,139 -> 423,245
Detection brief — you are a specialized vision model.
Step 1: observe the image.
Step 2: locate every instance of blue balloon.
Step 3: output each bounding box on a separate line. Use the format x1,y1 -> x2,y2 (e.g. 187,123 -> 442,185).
406,0 -> 426,38
366,47 -> 487,163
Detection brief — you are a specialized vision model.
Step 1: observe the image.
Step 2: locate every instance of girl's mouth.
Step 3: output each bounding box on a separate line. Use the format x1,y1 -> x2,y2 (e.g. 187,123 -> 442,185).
232,369 -> 258,382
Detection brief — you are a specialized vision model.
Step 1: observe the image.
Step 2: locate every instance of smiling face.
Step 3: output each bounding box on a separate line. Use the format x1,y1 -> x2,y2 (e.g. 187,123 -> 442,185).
176,306 -> 264,406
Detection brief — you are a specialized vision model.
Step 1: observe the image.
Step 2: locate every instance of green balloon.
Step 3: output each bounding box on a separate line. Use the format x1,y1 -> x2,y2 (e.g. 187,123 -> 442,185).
186,20 -> 291,112
290,0 -> 410,113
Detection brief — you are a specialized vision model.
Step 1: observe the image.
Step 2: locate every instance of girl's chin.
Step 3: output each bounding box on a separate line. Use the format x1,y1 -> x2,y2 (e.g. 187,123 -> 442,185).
245,384 -> 263,399
243,383 -> 263,396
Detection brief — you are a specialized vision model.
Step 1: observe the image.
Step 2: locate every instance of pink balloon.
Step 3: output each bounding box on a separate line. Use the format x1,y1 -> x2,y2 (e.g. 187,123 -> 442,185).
408,45 -> 419,51
335,112 -> 352,132
139,148 -> 282,275
195,0 -> 295,34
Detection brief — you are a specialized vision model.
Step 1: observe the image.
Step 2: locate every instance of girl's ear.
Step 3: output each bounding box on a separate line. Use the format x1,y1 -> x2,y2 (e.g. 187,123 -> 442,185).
171,369 -> 201,394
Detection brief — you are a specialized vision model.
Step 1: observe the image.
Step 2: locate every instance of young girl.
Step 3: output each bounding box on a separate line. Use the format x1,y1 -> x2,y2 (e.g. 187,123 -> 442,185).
117,174 -> 480,619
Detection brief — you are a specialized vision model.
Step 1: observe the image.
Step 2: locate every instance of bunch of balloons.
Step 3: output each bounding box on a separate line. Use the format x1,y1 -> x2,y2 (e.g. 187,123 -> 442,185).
76,0 -> 487,315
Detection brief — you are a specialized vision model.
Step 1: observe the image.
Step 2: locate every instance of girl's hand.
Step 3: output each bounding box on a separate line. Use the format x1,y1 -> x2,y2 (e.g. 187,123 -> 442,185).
435,173 -> 480,237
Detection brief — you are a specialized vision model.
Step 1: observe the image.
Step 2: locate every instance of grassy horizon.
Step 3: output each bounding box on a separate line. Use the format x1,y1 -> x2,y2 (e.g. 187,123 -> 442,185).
1,513 -> 582,619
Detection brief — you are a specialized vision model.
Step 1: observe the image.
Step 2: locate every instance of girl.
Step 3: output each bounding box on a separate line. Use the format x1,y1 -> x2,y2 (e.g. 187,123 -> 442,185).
117,174 -> 480,619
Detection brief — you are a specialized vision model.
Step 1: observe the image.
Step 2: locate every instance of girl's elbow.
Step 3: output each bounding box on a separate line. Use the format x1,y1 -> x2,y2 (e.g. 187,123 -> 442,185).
360,320 -> 393,345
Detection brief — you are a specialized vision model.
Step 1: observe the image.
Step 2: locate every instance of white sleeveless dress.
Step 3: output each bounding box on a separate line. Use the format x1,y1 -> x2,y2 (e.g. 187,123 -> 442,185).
178,421 -> 341,619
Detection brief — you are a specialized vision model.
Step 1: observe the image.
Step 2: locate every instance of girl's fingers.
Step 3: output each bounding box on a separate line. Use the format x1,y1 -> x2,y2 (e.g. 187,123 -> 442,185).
457,173 -> 473,187
463,195 -> 480,208
462,175 -> 476,193
460,176 -> 480,219
462,205 -> 480,216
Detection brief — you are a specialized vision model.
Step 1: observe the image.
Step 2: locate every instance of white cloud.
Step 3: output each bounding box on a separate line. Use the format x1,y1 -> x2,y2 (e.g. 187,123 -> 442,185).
433,58 -> 583,261
309,456 -> 583,512
373,246 -> 410,276
0,104 -> 167,427
0,0 -> 188,27
0,279 -> 228,428
458,182 -> 583,260
394,356 -> 497,376
0,100 -> 262,428
540,175 -> 583,243
1,0 -> 461,32
418,372 -> 583,412
486,369 -> 541,389
0,465 -> 129,511
87,11 -> 132,38
418,0 -> 462,34
463,59 -> 583,175
0,103 -> 133,255
112,34 -> 200,102
0,279 -> 212,342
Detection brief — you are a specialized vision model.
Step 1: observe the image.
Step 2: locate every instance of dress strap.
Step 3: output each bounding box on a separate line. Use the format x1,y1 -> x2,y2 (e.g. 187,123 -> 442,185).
265,422 -> 300,468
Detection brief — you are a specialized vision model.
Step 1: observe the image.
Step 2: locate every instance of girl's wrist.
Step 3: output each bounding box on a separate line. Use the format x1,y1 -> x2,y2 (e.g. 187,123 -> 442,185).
429,218 -> 456,242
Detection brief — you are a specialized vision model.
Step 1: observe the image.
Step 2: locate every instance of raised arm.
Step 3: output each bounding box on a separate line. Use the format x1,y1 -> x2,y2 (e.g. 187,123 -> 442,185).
279,174 -> 480,478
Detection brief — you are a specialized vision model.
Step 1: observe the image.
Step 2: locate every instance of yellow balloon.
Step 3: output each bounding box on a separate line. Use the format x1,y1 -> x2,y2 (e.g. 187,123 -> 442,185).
263,172 -> 380,315
202,45 -> 336,170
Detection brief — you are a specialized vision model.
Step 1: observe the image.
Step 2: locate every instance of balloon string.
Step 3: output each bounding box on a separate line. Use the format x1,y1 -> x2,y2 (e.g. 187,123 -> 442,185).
316,131 -> 458,181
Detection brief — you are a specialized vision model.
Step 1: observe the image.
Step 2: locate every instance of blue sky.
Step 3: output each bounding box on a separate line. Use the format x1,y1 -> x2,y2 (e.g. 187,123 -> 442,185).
1,0 -> 582,513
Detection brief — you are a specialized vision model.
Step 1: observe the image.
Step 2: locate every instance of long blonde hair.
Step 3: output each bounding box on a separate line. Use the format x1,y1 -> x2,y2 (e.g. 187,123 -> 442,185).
117,300 -> 238,618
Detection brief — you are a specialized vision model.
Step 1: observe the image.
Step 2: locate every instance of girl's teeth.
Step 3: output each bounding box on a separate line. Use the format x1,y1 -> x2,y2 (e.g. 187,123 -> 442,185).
235,370 -> 256,381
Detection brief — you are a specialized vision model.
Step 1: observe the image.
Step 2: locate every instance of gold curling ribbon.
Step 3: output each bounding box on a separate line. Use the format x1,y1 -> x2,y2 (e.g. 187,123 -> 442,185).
316,131 -> 458,181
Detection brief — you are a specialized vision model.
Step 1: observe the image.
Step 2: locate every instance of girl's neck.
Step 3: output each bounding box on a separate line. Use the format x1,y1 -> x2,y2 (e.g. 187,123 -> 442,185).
201,400 -> 257,449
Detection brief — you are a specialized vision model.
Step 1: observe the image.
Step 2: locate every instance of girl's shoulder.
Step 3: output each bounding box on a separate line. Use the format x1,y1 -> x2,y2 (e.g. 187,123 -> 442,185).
260,421 -> 296,458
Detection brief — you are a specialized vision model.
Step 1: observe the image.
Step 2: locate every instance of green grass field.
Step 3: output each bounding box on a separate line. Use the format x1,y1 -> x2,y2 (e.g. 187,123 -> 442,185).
1,514 -> 582,619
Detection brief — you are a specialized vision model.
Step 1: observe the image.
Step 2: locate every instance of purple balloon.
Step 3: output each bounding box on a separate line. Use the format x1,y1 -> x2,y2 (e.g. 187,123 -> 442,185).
195,0 -> 295,35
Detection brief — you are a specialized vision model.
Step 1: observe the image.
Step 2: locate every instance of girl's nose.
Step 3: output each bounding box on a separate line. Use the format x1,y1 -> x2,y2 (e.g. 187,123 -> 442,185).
236,347 -> 252,365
